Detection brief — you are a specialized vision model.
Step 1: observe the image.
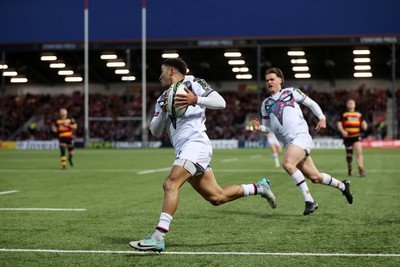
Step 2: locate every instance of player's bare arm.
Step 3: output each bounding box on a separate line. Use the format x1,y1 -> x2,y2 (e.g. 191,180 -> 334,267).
315,119 -> 326,132
337,122 -> 348,137
361,120 -> 368,131
69,122 -> 78,131
251,117 -> 261,131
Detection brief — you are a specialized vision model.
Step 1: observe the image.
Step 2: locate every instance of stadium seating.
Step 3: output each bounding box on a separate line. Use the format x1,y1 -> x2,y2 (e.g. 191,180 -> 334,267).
0,86 -> 396,141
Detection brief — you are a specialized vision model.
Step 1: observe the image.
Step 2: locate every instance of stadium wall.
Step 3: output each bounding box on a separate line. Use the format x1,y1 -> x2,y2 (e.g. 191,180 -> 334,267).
2,139 -> 400,150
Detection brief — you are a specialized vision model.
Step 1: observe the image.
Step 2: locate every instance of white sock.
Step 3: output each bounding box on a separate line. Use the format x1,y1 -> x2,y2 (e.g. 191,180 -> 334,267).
152,229 -> 165,242
241,183 -> 257,196
291,170 -> 314,202
272,152 -> 279,167
321,173 -> 345,191
156,212 -> 173,233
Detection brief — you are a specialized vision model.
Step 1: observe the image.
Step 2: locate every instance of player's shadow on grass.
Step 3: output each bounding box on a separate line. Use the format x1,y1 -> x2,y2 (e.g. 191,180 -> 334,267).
105,236 -> 135,245
168,241 -> 247,249
124,241 -> 251,257
216,210 -> 297,218
217,210 -> 339,220
104,236 -> 246,247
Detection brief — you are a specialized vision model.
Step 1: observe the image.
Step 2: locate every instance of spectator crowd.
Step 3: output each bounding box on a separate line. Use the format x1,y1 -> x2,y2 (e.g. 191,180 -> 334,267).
0,85 -> 397,142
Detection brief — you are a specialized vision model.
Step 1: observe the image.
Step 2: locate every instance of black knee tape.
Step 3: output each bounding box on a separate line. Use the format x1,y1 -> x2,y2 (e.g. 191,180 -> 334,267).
346,148 -> 353,155
346,153 -> 352,164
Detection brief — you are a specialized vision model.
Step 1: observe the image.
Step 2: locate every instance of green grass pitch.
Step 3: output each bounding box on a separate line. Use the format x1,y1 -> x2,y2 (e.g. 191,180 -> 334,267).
0,148 -> 399,266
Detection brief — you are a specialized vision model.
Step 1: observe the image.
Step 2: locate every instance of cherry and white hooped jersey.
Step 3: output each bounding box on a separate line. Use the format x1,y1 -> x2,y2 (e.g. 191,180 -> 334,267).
261,87 -> 310,147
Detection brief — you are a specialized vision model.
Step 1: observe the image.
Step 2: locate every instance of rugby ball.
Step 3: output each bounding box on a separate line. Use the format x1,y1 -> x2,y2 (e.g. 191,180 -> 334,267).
166,82 -> 188,118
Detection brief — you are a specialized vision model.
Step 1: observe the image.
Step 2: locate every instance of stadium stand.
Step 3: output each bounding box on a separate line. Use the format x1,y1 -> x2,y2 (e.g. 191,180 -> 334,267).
0,86 -> 396,142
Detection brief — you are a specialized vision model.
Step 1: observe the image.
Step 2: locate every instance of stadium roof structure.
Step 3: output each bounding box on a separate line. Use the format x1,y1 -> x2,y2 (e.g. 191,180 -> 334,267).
1,37 -> 399,86
1,0 -> 400,87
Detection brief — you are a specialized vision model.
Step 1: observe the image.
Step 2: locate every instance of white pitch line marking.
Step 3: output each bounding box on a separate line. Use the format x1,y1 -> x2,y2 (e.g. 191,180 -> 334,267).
221,158 -> 238,163
137,167 -> 170,175
0,248 -> 399,257
0,208 -> 86,211
0,190 -> 19,195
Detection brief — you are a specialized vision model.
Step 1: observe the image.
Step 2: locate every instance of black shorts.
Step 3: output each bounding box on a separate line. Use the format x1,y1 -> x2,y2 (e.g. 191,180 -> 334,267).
343,136 -> 361,147
59,138 -> 74,147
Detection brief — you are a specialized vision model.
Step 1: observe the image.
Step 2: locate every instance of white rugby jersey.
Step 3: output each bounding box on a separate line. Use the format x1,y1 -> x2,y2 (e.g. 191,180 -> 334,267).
150,76 -> 223,153
266,132 -> 282,147
261,87 -> 322,147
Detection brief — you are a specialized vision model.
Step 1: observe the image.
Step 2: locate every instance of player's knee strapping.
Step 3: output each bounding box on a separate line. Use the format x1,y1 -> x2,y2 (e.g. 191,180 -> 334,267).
67,146 -> 73,157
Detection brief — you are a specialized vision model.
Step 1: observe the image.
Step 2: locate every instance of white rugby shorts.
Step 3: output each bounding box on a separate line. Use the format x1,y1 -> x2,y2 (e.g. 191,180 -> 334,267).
173,139 -> 213,176
289,133 -> 313,154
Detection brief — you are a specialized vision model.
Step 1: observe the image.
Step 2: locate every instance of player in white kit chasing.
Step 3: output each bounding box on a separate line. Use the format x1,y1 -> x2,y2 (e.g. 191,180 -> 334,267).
251,67 -> 353,216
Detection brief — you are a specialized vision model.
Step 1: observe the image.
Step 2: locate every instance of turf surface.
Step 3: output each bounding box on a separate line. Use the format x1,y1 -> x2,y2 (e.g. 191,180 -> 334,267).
0,148 -> 399,266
